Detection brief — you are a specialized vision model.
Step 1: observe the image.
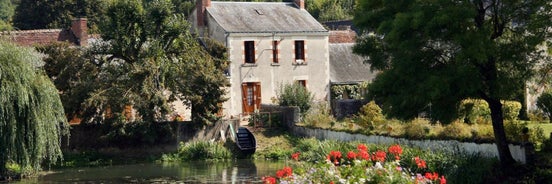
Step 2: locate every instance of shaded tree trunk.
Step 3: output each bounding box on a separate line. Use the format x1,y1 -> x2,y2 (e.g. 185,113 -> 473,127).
487,98 -> 516,166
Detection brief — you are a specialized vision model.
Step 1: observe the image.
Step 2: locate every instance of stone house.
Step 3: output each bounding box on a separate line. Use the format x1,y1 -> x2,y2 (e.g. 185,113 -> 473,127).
327,26 -> 377,118
190,0 -> 330,117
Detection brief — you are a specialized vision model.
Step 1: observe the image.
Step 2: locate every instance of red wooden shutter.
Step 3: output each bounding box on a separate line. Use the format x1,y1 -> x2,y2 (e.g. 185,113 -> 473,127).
241,83 -> 249,113
254,82 -> 261,111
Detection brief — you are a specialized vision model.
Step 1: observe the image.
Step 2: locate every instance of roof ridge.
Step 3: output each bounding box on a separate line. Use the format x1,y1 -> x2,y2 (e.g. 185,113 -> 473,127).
1,29 -> 64,34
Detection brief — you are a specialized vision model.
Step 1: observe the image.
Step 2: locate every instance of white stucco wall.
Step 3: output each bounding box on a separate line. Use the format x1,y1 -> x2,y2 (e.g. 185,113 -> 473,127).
221,33 -> 330,116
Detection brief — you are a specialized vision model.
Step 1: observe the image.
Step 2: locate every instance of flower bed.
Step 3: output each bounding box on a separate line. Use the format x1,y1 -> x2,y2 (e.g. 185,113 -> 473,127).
263,144 -> 446,184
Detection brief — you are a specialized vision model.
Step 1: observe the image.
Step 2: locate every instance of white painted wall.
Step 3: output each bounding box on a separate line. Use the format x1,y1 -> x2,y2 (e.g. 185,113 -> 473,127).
221,33 -> 330,116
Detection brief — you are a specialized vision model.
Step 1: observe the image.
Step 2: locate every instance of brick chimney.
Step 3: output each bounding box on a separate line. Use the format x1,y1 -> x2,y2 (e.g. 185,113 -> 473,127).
71,18 -> 88,46
294,0 -> 304,9
196,0 -> 211,27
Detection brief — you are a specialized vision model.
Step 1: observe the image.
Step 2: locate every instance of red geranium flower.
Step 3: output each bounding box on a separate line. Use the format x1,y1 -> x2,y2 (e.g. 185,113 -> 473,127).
347,151 -> 357,160
414,157 -> 427,169
291,152 -> 300,161
358,150 -> 370,160
276,166 -> 293,178
357,144 -> 368,152
440,176 -> 447,184
388,145 -> 403,160
262,176 -> 276,184
327,151 -> 342,165
372,150 -> 386,162
425,172 -> 439,180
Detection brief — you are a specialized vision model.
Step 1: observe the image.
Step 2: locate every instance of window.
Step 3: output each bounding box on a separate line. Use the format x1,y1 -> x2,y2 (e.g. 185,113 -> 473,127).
296,80 -> 307,88
244,41 -> 255,64
272,41 -> 279,63
294,40 -> 305,62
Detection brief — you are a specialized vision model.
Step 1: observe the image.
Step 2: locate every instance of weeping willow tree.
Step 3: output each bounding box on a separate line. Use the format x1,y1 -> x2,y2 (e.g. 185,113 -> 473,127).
0,41 -> 69,176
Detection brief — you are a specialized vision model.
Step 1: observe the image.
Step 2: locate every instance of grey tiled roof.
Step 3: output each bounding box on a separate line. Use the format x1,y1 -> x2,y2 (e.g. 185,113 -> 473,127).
207,2 -> 327,33
330,43 -> 377,83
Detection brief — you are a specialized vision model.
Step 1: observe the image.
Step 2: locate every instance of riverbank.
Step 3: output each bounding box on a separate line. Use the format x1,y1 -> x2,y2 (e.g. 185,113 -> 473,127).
35,126 -> 552,183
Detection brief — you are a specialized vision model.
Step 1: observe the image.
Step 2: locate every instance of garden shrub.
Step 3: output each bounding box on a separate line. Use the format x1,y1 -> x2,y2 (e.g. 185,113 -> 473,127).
458,99 -> 521,124
470,124 -> 494,142
439,121 -> 472,140
302,102 -> 335,128
537,91 -> 552,123
502,100 -> 522,120
458,99 -> 490,124
404,118 -> 431,139
385,119 -> 406,137
355,101 -> 385,130
277,83 -> 314,114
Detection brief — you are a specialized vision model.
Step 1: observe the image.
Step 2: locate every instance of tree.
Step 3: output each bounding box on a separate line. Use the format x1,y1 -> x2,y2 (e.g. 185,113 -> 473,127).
0,0 -> 15,30
12,0 -> 106,32
41,0 -> 228,124
537,91 -> 552,123
0,41 -> 69,176
37,42 -> 100,124
354,0 -> 551,167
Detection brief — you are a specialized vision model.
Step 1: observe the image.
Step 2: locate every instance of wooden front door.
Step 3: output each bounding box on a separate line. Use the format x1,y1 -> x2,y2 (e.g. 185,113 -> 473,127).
242,82 -> 261,114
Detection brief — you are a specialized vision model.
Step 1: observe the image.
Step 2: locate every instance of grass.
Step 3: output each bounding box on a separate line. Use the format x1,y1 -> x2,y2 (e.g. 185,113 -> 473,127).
251,127 -> 298,160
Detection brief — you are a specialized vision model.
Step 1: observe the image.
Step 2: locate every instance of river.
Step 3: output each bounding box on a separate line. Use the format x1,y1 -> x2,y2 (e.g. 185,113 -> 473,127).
16,160 -> 286,183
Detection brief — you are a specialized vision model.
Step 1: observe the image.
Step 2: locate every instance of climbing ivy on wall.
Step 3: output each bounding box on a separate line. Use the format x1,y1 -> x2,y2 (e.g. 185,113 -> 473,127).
331,82 -> 369,100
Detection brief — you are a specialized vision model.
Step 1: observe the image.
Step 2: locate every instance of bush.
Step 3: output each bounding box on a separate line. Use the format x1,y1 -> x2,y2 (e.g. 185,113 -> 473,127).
404,118 -> 431,139
277,83 -> 314,114
470,124 -> 495,142
302,102 -> 335,128
172,141 -> 231,161
458,99 -> 521,123
459,99 -> 490,124
537,91 -> 552,123
356,101 -> 385,130
502,100 -> 522,120
439,121 -> 473,140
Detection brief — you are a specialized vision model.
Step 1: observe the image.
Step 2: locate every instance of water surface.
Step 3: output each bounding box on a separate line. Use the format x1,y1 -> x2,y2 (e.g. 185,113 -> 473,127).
17,160 -> 286,183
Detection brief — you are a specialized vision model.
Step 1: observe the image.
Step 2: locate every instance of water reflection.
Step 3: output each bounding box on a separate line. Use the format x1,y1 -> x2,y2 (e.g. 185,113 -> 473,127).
17,160 -> 286,183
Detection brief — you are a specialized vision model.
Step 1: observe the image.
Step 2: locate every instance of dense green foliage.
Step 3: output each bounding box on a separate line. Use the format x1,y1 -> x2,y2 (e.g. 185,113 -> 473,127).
0,41 -> 69,176
285,138 -> 497,184
537,91 -> 552,123
354,0 -> 552,166
356,101 -> 385,130
277,83 -> 314,114
12,0 -> 106,32
5,0 -> 356,32
459,99 -> 522,124
330,82 -> 368,100
40,0 -> 229,124
0,0 -> 14,31
162,141 -> 231,161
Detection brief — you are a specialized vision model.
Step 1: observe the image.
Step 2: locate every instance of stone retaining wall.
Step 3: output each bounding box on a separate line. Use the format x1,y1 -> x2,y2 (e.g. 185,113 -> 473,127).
290,126 -> 527,164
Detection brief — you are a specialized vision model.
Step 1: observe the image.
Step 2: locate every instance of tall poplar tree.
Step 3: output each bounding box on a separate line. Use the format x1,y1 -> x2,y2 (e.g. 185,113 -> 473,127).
0,41 -> 69,176
354,0 -> 551,166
